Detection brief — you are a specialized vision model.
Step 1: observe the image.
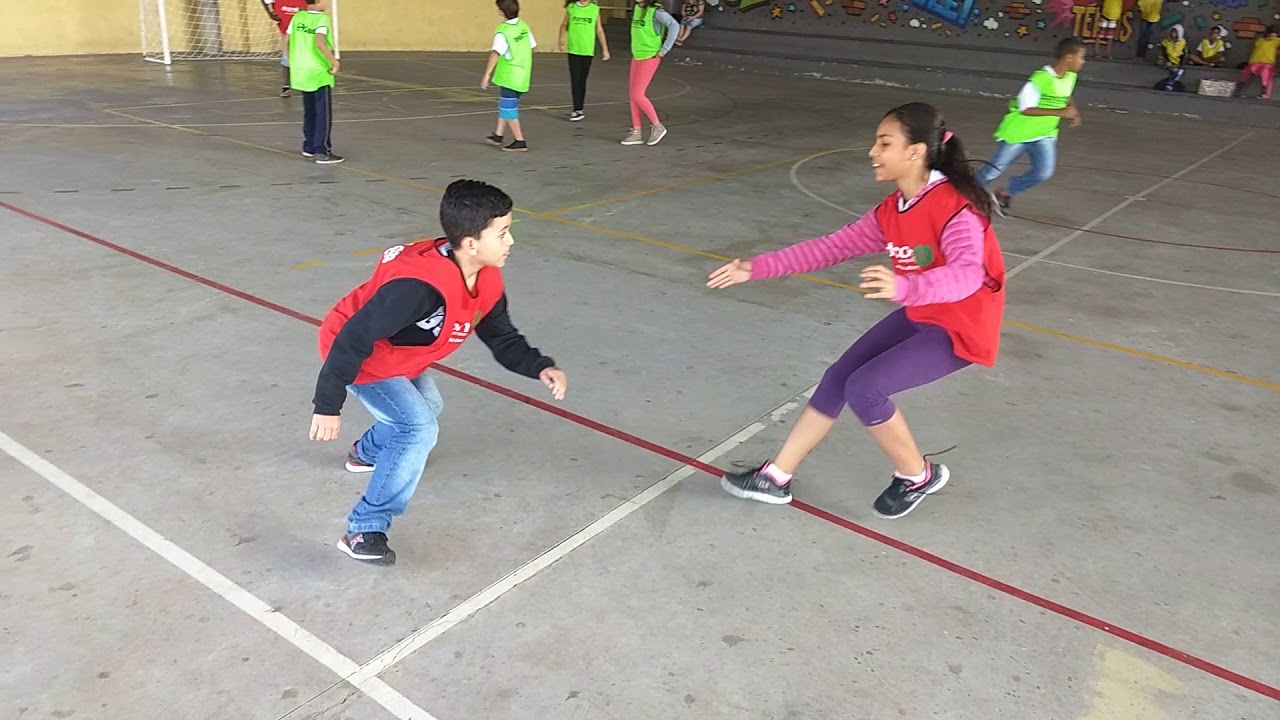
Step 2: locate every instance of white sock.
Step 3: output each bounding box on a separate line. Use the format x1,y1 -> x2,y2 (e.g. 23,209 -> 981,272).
895,465 -> 928,483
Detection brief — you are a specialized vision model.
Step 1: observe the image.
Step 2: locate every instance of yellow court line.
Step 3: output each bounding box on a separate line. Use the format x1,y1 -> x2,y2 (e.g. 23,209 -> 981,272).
541,147 -> 863,216
96,108 -> 1280,393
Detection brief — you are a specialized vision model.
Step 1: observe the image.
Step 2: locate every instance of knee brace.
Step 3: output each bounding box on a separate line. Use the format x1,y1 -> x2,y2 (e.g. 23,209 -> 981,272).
498,95 -> 520,121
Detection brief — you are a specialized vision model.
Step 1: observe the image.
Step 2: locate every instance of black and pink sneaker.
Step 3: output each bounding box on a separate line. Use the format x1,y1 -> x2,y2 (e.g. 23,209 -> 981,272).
337,532 -> 395,565
345,444 -> 374,474
873,462 -> 950,519
720,463 -> 793,505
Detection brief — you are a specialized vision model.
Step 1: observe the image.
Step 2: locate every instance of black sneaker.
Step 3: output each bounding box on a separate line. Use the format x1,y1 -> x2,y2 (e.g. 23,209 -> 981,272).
486,134 -> 504,146
569,110 -> 585,122
873,462 -> 950,519
720,464 -> 793,505
502,140 -> 528,152
337,532 -> 396,565
345,443 -> 374,473
314,153 -> 345,164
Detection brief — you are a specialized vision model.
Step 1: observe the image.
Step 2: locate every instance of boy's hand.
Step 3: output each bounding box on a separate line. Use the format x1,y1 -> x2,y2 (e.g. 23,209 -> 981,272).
602,49 -> 611,61
540,367 -> 568,401
859,265 -> 898,300
330,59 -> 340,74
310,414 -> 341,441
1061,106 -> 1080,122
481,75 -> 490,89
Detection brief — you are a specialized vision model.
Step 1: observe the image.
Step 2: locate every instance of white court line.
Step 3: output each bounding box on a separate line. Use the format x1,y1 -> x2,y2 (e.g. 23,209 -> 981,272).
1003,132 -> 1253,278
0,430 -> 436,720
347,420 -> 770,682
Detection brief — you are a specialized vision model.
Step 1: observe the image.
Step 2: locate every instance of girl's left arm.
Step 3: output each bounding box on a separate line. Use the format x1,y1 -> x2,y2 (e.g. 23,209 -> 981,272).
893,209 -> 987,306
655,9 -> 681,55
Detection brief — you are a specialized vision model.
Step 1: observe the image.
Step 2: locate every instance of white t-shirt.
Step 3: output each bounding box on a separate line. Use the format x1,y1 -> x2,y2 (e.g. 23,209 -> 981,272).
492,18 -> 537,58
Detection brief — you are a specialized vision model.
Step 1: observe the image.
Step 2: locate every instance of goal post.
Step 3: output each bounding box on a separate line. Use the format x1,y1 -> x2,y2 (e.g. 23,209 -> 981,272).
140,0 -> 341,65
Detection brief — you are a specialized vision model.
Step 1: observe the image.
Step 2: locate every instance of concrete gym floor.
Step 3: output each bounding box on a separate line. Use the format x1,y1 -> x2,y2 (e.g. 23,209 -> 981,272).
1,52 -> 1278,720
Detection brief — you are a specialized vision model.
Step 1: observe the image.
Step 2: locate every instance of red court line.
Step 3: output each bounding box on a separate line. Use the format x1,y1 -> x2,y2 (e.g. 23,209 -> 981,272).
5,199 -> 1277,704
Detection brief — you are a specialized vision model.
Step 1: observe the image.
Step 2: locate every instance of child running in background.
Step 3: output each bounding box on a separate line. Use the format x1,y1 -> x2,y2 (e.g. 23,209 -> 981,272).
707,102 -> 1006,520
1189,24 -> 1228,67
310,180 -> 567,565
621,0 -> 679,146
559,0 -> 610,122
1236,25 -> 1278,99
482,0 -> 535,152
977,38 -> 1085,216
260,0 -> 303,96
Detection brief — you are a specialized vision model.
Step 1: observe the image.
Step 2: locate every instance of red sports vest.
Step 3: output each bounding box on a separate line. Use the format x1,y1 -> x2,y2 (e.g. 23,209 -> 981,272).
873,181 -> 1006,367
318,238 -> 505,383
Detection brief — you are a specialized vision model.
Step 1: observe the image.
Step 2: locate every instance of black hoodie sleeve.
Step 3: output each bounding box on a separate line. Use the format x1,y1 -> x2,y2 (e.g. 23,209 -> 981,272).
473,293 -> 556,379
312,278 -> 444,416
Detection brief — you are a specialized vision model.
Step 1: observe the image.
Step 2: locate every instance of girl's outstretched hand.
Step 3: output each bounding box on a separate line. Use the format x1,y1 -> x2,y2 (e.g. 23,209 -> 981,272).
707,259 -> 752,289
859,265 -> 898,299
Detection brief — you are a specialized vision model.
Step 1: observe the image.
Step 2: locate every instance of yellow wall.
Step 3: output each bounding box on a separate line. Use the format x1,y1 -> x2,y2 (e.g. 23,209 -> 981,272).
0,0 -> 583,57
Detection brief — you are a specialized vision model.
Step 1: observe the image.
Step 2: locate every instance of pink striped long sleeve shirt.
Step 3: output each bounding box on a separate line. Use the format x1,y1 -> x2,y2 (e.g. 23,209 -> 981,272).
748,183 -> 988,306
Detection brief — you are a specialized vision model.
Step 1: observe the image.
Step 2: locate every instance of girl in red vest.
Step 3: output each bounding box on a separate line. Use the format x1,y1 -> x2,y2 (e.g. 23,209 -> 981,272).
707,101 -> 1006,519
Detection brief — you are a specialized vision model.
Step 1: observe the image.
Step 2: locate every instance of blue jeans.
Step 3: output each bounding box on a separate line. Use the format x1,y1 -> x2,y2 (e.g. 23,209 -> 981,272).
976,137 -> 1056,197
345,373 -> 443,534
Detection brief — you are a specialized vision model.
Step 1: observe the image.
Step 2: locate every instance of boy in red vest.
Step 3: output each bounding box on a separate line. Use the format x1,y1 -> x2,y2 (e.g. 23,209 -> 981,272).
260,0 -> 304,96
708,102 -> 1005,520
310,179 -> 568,565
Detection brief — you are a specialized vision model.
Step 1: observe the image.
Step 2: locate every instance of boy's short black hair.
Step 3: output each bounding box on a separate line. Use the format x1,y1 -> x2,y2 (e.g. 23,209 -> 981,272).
497,0 -> 520,20
1055,37 -> 1085,58
440,179 -> 514,243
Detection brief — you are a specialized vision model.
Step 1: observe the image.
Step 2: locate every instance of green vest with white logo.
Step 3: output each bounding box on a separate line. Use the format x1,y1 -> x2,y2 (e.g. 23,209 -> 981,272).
493,20 -> 533,93
631,5 -> 663,60
994,68 -> 1077,144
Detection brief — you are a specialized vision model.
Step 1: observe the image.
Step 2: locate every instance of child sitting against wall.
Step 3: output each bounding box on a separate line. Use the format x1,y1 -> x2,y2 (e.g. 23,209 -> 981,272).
1155,24 -> 1187,89
1189,24 -> 1228,67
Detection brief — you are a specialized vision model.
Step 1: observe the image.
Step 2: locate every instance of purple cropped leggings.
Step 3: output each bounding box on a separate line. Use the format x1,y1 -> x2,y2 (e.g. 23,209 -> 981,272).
809,308 -> 971,426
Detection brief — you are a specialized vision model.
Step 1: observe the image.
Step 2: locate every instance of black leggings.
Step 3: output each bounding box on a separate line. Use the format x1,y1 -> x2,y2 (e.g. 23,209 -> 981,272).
567,53 -> 593,112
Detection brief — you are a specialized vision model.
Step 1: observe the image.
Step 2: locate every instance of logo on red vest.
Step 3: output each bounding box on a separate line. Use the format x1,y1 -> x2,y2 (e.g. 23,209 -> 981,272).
886,242 -> 935,272
448,321 -> 472,344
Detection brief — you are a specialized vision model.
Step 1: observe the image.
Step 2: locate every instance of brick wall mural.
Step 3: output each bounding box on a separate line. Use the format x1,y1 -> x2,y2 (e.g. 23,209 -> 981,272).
711,0 -> 1279,59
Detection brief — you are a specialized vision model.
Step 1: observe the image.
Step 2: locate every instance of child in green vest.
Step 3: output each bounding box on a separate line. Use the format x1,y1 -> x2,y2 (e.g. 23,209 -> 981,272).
482,0 -> 535,152
621,0 -> 679,146
976,38 -> 1085,217
284,0 -> 342,163
558,0 -> 611,122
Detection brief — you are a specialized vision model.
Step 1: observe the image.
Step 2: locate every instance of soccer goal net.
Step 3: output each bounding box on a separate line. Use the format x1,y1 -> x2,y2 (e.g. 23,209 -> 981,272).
140,0 -> 341,64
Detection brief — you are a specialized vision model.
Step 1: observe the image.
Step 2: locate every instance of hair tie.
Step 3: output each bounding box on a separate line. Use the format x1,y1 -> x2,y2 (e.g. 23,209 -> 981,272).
942,130 -> 953,144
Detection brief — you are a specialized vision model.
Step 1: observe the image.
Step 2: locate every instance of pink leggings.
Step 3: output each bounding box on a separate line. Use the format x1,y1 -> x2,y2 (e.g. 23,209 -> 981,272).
629,57 -> 661,127
1239,63 -> 1275,97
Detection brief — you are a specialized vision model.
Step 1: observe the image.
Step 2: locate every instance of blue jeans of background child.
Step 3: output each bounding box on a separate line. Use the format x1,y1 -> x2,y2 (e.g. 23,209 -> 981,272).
977,137 -> 1056,197
345,372 -> 443,534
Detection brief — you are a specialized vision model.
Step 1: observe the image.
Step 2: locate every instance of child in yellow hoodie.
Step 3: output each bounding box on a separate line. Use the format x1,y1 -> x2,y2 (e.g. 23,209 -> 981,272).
1156,24 -> 1187,84
1237,25 -> 1278,100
